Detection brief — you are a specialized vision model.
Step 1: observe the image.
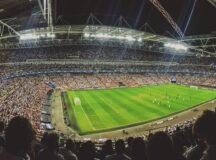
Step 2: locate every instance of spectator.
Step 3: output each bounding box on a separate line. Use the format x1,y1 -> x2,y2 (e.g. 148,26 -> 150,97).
38,132 -> 64,160
78,141 -> 99,160
0,116 -> 36,160
0,121 -> 5,154
40,132 -> 49,147
193,110 -> 216,160
131,137 -> 147,160
125,137 -> 134,157
105,139 -> 131,160
147,131 -> 176,160
172,133 -> 187,160
100,140 -> 114,160
0,121 -> 5,143
59,139 -> 78,160
184,136 -> 206,160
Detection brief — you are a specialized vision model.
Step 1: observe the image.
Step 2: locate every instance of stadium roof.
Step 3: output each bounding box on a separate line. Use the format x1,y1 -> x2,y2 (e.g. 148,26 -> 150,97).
0,0 -> 215,37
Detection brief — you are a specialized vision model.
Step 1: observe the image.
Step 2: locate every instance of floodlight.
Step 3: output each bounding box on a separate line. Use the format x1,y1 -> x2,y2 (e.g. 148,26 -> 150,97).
164,42 -> 188,51
103,34 -> 111,38
126,36 -> 136,41
40,34 -> 46,38
84,33 -> 90,37
111,35 -> 119,39
137,38 -> 142,42
116,36 -> 125,40
83,32 -> 139,43
47,33 -> 56,38
96,33 -> 106,38
20,33 -> 40,40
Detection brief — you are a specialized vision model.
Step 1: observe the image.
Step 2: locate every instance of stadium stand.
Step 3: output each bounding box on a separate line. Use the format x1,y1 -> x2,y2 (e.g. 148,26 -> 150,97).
0,110 -> 215,160
0,0 -> 216,159
1,46 -> 216,65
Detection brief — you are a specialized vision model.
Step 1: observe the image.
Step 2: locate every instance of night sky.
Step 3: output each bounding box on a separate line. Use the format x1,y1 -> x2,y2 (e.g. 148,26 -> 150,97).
56,0 -> 216,36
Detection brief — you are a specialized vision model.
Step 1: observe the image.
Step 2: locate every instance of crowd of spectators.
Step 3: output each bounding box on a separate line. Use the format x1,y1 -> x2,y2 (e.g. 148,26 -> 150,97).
0,61 -> 215,84
0,77 -> 50,134
1,46 -> 216,65
0,110 -> 215,160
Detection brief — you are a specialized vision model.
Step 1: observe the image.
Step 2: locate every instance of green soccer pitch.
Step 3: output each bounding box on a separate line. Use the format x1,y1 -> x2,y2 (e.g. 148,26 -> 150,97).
62,84 -> 216,135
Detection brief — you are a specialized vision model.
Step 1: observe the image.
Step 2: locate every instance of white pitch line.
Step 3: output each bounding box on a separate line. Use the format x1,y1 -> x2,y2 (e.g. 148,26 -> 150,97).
79,102 -> 96,130
73,92 -> 96,130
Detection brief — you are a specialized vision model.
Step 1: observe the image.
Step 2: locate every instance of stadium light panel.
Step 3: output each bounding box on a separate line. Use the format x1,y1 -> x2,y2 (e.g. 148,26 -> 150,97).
95,33 -> 108,38
84,32 -> 139,43
84,33 -> 90,37
164,42 -> 188,51
116,36 -> 125,40
137,38 -> 142,42
20,32 -> 55,41
20,33 -> 40,40
111,35 -> 118,39
126,36 -> 136,41
104,34 -> 112,39
103,34 -> 109,38
46,33 -> 56,38
40,34 -> 46,38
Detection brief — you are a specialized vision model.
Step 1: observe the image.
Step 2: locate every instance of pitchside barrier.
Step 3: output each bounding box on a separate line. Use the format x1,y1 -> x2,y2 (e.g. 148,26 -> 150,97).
61,92 -> 79,131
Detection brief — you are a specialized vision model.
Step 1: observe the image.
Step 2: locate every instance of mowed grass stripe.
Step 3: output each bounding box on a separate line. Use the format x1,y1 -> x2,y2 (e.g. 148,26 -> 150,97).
112,89 -> 163,119
120,86 -> 180,120
67,91 -> 94,132
164,84 -> 215,98
93,90 -> 136,124
144,85 -> 197,106
91,89 -> 155,126
77,91 -> 105,130
118,88 -> 170,120
84,90 -> 121,128
156,85 -> 216,105
103,90 -> 141,121
149,85 -> 216,109
142,85 -> 211,111
65,84 -> 216,134
137,86 -> 189,110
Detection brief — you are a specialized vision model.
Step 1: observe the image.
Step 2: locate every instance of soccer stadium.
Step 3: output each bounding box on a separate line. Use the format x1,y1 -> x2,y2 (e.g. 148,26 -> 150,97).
0,0 -> 216,160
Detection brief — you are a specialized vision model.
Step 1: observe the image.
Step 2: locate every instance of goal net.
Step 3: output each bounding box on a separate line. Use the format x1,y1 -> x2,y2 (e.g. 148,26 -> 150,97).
74,97 -> 81,106
190,86 -> 198,89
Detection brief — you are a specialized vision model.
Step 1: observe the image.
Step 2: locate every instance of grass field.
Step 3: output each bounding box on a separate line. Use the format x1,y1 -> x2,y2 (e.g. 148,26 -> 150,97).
63,84 -> 216,135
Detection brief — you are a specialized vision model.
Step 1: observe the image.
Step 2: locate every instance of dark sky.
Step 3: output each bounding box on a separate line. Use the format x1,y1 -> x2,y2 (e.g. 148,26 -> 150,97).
56,0 -> 216,36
